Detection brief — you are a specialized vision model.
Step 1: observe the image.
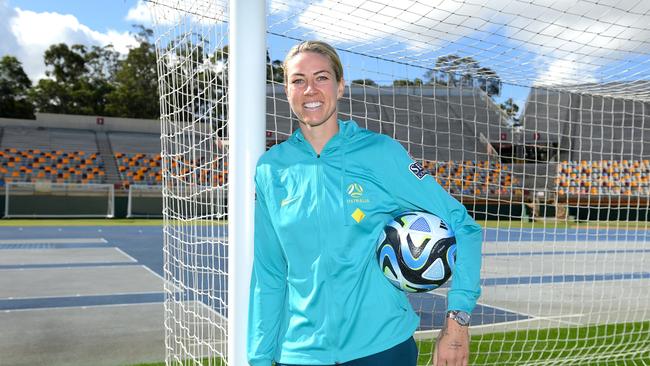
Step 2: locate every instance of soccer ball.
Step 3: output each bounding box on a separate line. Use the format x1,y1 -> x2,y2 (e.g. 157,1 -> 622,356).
376,211 -> 457,293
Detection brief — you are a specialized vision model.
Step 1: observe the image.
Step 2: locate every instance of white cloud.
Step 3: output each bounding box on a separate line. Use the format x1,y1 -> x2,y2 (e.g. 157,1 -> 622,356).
140,0 -> 226,26
274,0 -> 650,87
534,57 -> 598,87
126,0 -> 153,24
1,2 -> 138,82
0,0 -> 20,59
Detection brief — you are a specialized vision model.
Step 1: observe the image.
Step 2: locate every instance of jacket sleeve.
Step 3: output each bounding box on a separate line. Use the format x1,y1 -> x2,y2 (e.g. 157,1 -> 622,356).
247,175 -> 287,366
380,137 -> 483,314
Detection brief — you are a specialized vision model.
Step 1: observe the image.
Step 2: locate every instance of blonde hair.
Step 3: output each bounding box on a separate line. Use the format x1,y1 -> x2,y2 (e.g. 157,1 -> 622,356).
283,40 -> 344,83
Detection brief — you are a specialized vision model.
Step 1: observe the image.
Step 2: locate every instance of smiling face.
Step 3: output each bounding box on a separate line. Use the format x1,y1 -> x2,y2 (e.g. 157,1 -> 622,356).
285,51 -> 345,130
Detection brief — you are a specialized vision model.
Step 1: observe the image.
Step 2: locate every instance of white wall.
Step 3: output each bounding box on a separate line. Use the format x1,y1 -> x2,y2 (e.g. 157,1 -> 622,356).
0,113 -> 160,134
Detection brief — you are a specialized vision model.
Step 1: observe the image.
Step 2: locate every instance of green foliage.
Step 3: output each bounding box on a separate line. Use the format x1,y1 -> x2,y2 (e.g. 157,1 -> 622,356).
500,97 -> 520,117
351,78 -> 377,86
3,25 -> 159,119
0,55 -> 34,118
105,35 -> 159,119
29,43 -> 118,115
426,54 -> 502,97
267,50 -> 284,84
393,78 -> 423,86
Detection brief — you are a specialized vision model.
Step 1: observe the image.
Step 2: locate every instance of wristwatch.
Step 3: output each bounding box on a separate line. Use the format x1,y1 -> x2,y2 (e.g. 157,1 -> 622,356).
447,310 -> 471,326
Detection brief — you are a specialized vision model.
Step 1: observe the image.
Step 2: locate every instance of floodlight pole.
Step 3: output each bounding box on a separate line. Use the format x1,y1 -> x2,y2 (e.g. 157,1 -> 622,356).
228,0 -> 266,364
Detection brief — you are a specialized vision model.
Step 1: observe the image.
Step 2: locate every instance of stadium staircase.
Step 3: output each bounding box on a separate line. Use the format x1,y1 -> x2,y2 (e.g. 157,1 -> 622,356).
95,131 -> 121,185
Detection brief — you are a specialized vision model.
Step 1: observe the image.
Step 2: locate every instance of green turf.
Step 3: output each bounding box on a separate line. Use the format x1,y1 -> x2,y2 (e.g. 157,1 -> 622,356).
129,322 -> 649,366
418,321 -> 650,366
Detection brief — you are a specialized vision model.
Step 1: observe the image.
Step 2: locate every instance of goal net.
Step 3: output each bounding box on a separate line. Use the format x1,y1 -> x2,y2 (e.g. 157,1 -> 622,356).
150,0 -> 650,365
127,184 -> 164,218
4,181 -> 115,218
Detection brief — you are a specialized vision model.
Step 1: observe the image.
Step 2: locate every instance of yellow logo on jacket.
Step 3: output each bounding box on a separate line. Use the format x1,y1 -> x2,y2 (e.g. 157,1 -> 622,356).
351,208 -> 365,223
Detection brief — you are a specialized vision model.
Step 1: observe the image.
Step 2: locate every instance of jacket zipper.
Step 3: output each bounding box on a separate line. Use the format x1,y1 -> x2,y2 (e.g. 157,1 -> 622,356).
314,153 -> 339,363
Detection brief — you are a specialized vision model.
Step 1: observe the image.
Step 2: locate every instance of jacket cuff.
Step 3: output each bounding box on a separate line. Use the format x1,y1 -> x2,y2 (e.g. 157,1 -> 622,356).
447,289 -> 477,314
248,358 -> 273,366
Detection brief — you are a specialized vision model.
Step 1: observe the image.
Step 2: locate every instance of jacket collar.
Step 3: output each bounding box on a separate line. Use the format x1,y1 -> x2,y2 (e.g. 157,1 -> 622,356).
290,119 -> 359,154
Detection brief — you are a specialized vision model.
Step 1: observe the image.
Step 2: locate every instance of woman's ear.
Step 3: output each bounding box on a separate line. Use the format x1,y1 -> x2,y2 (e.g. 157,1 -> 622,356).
337,78 -> 345,99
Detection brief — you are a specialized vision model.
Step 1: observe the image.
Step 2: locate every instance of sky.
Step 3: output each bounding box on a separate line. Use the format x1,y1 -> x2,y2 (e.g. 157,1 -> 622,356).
0,0 -> 149,82
2,0 -> 648,112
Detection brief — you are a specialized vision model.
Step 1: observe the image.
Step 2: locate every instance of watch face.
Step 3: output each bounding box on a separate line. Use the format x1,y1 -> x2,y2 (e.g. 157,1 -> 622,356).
449,311 -> 471,326
456,311 -> 470,325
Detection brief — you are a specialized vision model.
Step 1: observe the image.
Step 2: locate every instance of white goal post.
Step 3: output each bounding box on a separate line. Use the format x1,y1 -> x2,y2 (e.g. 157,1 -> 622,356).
127,184 -> 164,218
4,181 -> 115,218
149,1 -> 650,365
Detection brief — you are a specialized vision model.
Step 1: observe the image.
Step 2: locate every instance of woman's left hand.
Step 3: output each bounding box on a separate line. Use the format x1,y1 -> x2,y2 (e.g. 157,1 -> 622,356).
433,319 -> 469,366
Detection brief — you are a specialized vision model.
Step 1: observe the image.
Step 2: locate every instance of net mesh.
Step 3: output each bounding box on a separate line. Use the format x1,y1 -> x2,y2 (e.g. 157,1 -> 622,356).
150,0 -> 229,364
150,0 -> 650,364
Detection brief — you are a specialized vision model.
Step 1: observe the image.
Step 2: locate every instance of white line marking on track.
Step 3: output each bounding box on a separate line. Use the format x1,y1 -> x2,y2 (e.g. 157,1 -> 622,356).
0,290 -> 165,301
0,301 -> 165,313
113,247 -> 138,263
0,238 -> 107,245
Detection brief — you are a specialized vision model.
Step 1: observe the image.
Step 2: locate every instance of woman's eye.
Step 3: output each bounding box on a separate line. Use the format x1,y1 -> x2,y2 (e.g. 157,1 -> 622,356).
292,79 -> 304,85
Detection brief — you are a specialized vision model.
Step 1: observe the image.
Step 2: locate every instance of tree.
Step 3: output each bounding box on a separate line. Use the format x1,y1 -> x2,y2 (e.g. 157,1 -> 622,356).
351,79 -> 377,86
30,43 -> 87,114
476,66 -> 501,97
29,43 -> 118,115
156,34 -> 229,132
0,55 -> 34,118
393,78 -> 423,86
105,27 -> 159,119
500,97 -> 519,117
426,54 -> 501,97
267,51 -> 283,84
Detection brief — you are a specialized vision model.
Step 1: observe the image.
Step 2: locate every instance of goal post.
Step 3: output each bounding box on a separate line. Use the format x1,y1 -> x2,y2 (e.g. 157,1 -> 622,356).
127,184 -> 164,218
150,1 -> 650,365
4,181 -> 115,218
227,0 -> 267,365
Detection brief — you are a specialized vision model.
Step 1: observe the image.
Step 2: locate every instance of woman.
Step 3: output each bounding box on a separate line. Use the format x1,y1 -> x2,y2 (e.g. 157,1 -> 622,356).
248,40 -> 482,366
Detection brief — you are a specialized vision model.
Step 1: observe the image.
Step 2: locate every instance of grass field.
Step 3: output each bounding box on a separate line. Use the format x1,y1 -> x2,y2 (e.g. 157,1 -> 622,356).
127,321 -> 650,365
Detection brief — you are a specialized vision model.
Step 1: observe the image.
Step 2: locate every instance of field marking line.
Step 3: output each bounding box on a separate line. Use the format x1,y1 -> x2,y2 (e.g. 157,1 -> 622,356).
0,290 -> 166,302
0,238 -> 107,245
415,313 -> 585,338
113,247 -> 138,263
2,300 -> 165,313
0,263 -> 142,273
469,313 -> 585,330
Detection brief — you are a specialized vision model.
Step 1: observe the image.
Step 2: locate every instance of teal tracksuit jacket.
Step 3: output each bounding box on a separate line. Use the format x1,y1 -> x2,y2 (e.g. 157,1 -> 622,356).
248,119 -> 482,365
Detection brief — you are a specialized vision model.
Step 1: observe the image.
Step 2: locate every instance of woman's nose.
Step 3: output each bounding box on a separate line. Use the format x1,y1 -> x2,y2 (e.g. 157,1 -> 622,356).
303,80 -> 316,94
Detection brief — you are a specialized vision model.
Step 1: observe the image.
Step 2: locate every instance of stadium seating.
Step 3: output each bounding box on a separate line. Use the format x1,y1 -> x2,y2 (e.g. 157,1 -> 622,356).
113,152 -> 228,187
425,160 -> 523,198
557,160 -> 650,197
114,152 -> 162,187
0,148 -> 106,186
